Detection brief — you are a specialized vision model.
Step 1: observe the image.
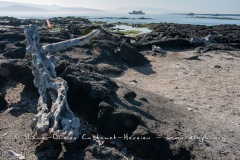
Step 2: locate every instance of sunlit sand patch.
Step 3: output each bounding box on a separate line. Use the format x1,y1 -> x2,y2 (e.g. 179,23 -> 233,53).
5,83 -> 25,105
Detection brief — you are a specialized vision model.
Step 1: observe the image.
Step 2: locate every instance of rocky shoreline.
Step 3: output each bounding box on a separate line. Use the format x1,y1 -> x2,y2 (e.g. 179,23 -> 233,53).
0,16 -> 239,159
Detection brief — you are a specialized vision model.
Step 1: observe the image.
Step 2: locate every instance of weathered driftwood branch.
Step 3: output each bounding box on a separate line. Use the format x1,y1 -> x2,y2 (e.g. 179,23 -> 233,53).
24,25 -> 99,142
43,29 -> 100,55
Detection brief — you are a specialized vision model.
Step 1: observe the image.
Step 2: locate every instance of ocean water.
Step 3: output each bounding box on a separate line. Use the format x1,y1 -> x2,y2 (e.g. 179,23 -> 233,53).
87,14 -> 240,26
112,25 -> 152,34
5,13 -> 240,26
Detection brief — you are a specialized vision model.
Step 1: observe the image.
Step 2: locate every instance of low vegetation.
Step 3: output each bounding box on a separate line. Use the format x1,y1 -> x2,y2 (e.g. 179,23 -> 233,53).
121,30 -> 142,35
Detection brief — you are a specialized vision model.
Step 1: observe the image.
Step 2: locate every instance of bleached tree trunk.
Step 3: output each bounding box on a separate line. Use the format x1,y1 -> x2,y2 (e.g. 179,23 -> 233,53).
24,25 -> 100,142
43,30 -> 100,55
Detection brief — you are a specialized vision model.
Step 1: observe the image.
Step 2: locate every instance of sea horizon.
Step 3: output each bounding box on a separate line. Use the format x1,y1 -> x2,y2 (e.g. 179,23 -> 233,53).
1,13 -> 240,26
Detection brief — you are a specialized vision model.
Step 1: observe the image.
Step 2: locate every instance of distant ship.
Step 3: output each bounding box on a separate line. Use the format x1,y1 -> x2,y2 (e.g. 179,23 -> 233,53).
129,10 -> 145,15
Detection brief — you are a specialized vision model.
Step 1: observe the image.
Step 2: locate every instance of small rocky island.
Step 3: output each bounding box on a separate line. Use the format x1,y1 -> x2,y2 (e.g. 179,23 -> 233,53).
0,16 -> 240,159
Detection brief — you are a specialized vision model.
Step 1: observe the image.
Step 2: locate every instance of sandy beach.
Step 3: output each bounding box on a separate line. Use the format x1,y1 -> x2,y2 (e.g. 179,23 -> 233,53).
113,50 -> 240,158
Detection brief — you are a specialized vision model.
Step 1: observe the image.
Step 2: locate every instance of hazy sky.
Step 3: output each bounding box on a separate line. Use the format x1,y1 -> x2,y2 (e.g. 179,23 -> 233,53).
3,0 -> 240,13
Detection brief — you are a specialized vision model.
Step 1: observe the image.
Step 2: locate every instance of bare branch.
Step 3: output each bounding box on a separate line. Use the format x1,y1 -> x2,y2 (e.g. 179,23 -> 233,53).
43,29 -> 100,55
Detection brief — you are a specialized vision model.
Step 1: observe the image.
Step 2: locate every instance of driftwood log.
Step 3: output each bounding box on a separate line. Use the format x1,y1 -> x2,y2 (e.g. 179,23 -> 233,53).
24,25 -> 100,142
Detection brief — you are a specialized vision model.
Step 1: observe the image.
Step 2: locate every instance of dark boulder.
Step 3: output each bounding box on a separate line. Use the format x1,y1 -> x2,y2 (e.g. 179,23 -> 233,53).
125,133 -> 173,159
85,145 -> 124,159
135,39 -> 195,51
59,63 -> 118,123
35,140 -> 62,160
97,112 -> 141,137
0,59 -> 33,83
61,64 -> 118,99
95,40 -> 118,54
115,42 -> 148,67
2,43 -> 26,59
3,31 -> 25,41
0,17 -> 22,26
97,63 -> 123,75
